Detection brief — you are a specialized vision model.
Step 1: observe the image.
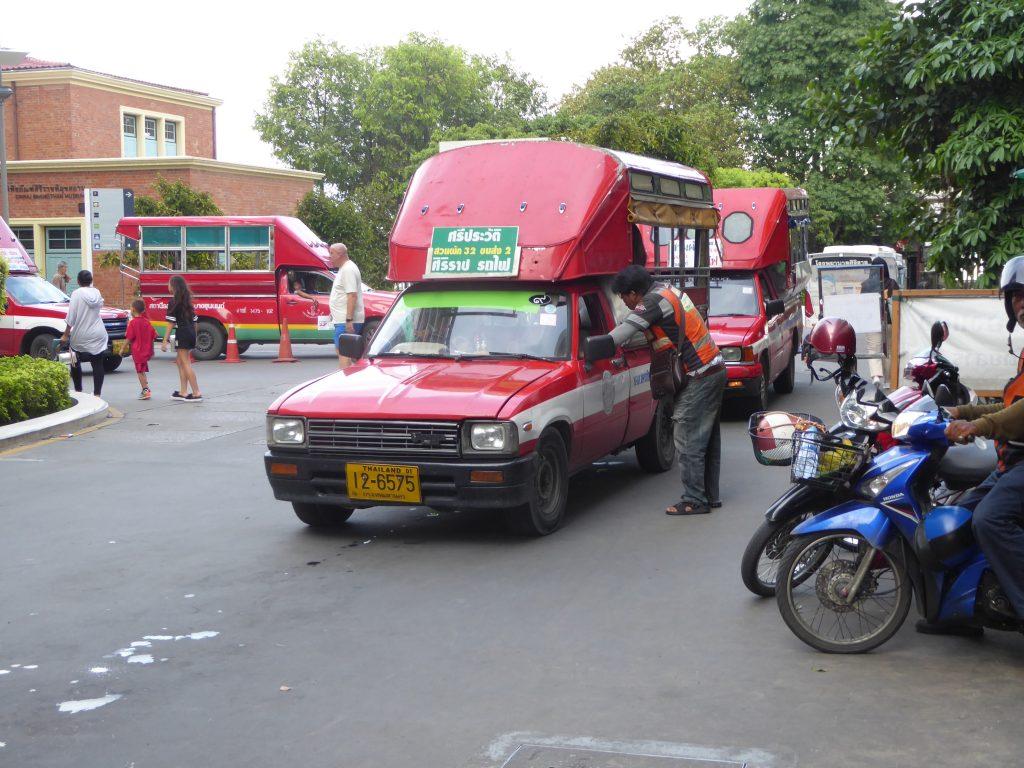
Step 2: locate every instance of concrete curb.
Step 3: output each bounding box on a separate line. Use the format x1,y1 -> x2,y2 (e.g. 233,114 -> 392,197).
0,392 -> 111,452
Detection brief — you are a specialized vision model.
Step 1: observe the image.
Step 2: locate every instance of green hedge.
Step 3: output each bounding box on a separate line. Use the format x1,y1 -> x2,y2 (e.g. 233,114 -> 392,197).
0,356 -> 73,426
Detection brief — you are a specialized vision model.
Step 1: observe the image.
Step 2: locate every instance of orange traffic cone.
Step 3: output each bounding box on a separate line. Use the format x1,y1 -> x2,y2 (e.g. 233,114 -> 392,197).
222,323 -> 244,364
273,317 -> 299,363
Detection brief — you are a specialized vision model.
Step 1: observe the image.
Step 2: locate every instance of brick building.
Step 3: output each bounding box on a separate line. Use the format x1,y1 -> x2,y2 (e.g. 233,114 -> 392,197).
2,57 -> 322,290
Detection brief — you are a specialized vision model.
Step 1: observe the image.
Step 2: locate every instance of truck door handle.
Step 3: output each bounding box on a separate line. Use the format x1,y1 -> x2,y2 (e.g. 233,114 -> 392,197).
285,299 -> 298,305
611,357 -> 626,369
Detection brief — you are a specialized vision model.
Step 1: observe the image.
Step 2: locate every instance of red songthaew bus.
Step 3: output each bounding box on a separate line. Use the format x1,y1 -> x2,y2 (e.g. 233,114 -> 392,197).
0,217 -> 129,368
264,140 -> 720,535
115,216 -> 396,360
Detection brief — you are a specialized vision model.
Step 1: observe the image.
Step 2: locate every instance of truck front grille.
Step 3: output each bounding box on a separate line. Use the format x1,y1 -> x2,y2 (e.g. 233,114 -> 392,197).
103,318 -> 128,340
307,419 -> 460,456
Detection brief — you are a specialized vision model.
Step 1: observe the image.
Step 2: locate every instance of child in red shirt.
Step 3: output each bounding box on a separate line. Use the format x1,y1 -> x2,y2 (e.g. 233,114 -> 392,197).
126,299 -> 157,400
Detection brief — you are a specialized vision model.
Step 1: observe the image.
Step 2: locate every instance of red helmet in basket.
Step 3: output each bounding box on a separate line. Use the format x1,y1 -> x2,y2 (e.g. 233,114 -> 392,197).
804,317 -> 856,361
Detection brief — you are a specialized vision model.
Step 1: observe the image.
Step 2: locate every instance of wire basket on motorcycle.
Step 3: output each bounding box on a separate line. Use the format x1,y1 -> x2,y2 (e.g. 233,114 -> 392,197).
747,411 -> 826,467
790,427 -> 871,490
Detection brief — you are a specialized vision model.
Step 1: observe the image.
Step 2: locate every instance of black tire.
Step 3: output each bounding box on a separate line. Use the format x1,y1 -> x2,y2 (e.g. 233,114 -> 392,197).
28,332 -> 59,359
102,355 -> 123,373
749,357 -> 771,413
361,318 -> 381,344
236,342 -> 251,355
635,397 -> 676,473
776,532 -> 912,654
193,320 -> 226,361
292,502 -> 355,527
740,514 -> 810,597
774,339 -> 797,395
506,430 -> 569,536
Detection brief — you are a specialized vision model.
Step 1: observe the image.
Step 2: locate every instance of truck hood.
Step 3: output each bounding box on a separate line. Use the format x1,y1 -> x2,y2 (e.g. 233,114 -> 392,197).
273,359 -> 557,420
18,302 -> 129,321
709,315 -> 763,347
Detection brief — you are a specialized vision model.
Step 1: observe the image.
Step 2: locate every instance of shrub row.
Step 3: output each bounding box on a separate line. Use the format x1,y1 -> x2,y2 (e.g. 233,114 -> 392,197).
0,356 -> 72,426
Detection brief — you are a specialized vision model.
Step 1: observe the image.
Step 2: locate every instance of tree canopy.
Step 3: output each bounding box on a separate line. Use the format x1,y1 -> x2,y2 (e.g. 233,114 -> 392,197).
825,0 -> 1024,282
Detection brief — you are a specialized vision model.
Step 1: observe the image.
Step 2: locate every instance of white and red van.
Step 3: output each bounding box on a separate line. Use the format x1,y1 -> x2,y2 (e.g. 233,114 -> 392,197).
264,141 -> 721,535
114,216 -> 396,360
0,218 -> 130,368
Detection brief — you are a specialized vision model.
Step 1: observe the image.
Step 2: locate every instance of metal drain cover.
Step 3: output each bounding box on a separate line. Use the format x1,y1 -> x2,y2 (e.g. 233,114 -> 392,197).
503,745 -> 746,768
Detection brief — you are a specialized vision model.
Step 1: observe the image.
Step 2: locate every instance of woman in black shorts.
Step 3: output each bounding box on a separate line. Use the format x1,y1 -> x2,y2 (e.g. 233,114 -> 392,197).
160,275 -> 202,401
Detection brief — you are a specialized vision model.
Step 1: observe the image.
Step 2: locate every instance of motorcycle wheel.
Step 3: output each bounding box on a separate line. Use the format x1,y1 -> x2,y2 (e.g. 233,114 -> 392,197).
740,515 -> 809,597
741,513 -> 831,597
776,532 -> 911,654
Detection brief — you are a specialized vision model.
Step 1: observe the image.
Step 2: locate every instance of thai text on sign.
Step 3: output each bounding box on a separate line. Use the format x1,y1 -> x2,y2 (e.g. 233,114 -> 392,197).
425,227 -> 520,278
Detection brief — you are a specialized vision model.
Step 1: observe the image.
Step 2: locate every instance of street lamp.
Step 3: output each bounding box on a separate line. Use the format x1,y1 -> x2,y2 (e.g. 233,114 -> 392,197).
0,50 -> 28,223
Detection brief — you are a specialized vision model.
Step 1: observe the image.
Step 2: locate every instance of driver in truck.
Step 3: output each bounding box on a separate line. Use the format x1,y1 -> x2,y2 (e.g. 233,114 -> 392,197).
606,265 -> 725,516
930,255 -> 1024,635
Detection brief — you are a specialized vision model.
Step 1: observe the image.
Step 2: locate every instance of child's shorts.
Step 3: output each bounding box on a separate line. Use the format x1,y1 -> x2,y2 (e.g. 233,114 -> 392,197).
134,358 -> 151,374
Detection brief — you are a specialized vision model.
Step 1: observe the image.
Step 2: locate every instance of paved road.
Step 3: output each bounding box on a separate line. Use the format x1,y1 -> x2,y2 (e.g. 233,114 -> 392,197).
1,347 -> 1022,767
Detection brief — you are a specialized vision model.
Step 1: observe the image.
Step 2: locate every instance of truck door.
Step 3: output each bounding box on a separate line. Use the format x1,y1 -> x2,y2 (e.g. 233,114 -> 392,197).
577,292 -> 630,464
278,270 -> 333,343
759,271 -> 786,379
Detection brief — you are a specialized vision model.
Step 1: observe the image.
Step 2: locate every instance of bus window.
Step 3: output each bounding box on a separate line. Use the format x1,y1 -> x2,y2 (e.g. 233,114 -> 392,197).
229,226 -> 272,270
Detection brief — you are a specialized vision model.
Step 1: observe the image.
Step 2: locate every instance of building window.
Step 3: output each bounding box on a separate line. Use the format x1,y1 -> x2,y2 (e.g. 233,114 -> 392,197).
164,121 -> 178,156
144,118 -> 158,157
46,227 -> 82,252
11,226 -> 34,255
123,115 -> 138,157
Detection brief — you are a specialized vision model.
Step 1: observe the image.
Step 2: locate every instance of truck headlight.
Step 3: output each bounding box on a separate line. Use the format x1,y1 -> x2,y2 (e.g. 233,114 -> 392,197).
267,416 -> 306,446
463,421 -> 519,454
720,346 -> 742,363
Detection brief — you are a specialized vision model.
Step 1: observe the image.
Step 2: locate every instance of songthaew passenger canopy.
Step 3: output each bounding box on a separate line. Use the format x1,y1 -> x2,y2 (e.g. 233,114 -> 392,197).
609,150 -> 719,231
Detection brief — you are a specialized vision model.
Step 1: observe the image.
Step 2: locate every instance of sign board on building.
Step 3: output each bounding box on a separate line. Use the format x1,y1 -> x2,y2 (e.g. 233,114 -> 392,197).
85,188 -> 135,252
425,226 -> 520,278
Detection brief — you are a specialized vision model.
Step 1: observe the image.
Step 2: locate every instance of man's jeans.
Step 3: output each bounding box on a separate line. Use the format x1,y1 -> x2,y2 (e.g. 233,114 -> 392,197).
671,367 -> 726,506
960,462 -> 1024,616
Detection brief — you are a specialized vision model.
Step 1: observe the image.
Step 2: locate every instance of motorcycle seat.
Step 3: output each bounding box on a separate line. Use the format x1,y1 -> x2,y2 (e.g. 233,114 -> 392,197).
938,442 -> 997,490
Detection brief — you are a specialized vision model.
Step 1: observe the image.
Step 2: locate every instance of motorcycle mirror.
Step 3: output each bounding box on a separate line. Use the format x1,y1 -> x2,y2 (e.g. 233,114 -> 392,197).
930,321 -> 947,351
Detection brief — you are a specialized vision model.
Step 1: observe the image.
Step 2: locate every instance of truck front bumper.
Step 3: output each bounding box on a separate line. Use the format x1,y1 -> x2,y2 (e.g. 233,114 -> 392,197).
264,451 -> 535,512
723,362 -> 764,399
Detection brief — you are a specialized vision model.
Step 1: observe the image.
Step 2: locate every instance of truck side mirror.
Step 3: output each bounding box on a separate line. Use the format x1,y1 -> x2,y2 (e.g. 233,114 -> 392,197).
765,299 -> 785,320
583,334 -> 616,363
337,333 -> 365,359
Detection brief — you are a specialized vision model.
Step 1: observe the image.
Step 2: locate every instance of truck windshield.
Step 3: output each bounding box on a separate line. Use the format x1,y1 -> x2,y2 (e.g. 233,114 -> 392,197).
709,276 -> 758,317
6,275 -> 70,305
368,289 -> 570,360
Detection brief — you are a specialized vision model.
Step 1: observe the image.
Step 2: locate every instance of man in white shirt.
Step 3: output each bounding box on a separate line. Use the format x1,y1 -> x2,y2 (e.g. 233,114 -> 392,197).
328,242 -> 365,368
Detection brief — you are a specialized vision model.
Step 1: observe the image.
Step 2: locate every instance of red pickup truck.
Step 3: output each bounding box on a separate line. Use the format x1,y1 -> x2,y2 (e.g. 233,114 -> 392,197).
264,141 -> 720,535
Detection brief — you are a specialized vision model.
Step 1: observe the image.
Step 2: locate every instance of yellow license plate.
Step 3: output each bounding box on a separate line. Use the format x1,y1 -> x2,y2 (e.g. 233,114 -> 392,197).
345,462 -> 421,503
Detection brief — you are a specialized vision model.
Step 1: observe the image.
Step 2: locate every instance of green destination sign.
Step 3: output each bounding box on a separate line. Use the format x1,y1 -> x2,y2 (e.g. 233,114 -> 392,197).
426,226 -> 520,278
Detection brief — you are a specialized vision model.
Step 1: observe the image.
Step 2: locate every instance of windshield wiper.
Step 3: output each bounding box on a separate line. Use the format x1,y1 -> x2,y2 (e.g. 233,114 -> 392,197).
455,351 -> 554,362
370,352 -> 455,359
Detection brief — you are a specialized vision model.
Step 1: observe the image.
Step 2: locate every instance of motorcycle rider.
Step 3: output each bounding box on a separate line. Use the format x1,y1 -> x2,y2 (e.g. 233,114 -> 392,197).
928,255 -> 1024,635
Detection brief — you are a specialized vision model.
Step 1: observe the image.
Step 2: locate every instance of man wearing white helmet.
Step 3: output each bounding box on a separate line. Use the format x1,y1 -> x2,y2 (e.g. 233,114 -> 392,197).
931,255 -> 1024,635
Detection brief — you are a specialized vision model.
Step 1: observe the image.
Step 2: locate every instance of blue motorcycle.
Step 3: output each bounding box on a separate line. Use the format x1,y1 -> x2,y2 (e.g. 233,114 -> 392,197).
774,396 -> 1011,653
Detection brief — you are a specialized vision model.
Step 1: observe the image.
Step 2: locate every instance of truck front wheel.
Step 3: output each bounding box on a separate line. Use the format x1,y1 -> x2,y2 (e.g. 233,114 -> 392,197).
28,332 -> 59,359
102,355 -> 123,372
635,397 -> 676,472
506,430 -> 568,536
292,502 -> 354,527
193,320 -> 226,361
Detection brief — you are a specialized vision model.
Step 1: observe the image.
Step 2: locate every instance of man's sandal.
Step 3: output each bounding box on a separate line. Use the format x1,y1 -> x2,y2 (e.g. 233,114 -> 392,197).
666,501 -> 711,516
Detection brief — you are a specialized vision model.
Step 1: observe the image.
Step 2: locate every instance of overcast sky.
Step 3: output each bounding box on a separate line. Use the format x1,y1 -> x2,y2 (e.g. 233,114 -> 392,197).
3,0 -> 751,169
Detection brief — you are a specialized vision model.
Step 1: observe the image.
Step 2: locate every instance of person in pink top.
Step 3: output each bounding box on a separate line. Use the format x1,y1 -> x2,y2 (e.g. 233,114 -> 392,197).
126,299 -> 157,400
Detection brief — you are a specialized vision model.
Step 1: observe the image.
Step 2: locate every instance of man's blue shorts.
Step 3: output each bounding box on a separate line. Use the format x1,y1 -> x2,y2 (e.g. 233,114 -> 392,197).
334,322 -> 364,350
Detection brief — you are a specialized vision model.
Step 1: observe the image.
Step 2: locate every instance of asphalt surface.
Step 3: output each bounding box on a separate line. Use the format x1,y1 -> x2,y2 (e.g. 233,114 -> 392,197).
2,346 -> 1022,767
